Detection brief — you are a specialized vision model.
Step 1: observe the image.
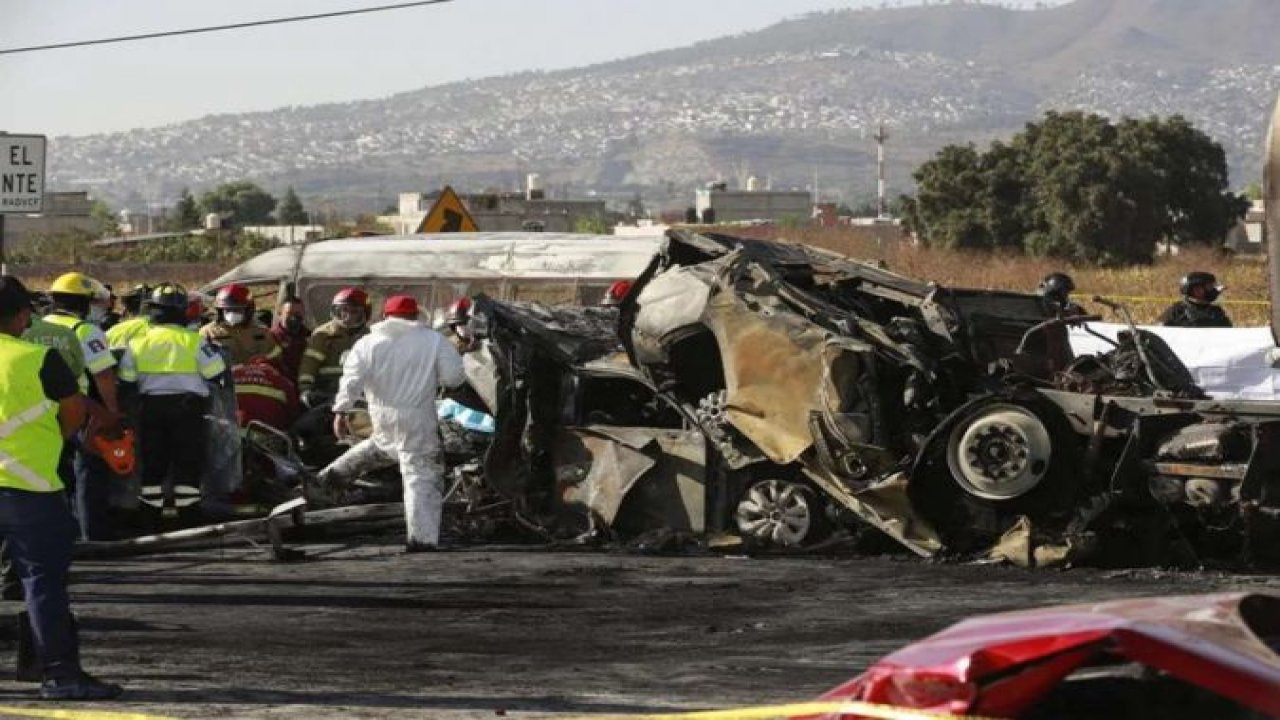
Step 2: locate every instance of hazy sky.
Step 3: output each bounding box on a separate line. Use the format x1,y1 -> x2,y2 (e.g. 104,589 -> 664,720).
1,0 -> 1047,138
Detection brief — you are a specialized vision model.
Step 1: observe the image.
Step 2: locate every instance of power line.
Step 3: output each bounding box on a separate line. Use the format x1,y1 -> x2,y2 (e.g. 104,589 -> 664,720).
0,0 -> 455,56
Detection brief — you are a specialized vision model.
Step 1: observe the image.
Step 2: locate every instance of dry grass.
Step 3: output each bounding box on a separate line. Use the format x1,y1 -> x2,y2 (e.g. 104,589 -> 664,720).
781,227 -> 1272,327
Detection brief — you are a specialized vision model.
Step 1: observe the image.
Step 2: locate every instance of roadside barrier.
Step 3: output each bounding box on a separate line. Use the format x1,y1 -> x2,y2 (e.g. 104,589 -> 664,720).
1081,293 -> 1269,307
562,700 -> 1005,720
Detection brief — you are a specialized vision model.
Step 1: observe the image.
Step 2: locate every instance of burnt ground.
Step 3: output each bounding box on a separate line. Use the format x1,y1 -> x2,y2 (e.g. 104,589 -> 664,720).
0,534 -> 1275,719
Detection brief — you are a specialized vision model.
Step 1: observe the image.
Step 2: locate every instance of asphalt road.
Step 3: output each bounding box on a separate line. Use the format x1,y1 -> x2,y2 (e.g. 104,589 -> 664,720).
0,536 -> 1275,719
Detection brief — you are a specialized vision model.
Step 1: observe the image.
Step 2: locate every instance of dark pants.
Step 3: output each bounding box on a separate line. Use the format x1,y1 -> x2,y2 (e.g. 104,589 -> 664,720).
0,489 -> 80,680
139,394 -> 206,501
73,440 -> 113,541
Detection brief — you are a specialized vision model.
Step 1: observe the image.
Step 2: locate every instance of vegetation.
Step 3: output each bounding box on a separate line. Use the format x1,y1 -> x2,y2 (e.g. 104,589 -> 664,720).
277,187 -> 309,226
199,181 -> 278,227
903,112 -> 1250,265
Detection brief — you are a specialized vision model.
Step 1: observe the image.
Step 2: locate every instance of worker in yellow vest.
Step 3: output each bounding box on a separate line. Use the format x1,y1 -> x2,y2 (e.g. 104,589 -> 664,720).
104,284 -> 151,352
44,273 -> 120,541
0,276 -> 123,701
118,284 -> 227,516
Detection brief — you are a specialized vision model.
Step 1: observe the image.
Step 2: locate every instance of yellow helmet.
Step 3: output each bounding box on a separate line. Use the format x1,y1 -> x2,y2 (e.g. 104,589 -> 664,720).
49,272 -> 98,298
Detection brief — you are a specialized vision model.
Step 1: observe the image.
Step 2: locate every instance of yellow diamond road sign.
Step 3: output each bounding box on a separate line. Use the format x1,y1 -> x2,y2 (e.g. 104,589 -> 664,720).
415,185 -> 478,233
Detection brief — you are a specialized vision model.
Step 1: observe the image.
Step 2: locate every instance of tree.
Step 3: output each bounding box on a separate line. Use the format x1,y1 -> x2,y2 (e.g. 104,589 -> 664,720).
906,111 -> 1249,265
199,181 -> 277,227
277,186 -> 308,225
89,200 -> 119,237
170,188 -> 202,231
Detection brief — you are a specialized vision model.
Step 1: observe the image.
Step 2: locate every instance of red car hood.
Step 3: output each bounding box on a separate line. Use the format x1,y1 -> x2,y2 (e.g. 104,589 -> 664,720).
817,592 -> 1280,718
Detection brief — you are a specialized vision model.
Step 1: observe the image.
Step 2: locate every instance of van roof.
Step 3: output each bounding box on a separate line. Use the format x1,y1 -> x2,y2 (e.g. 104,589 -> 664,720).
206,232 -> 664,289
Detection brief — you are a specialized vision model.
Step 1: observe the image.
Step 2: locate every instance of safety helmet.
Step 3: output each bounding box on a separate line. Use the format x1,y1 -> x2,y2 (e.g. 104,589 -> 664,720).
124,283 -> 151,300
147,283 -> 189,310
215,284 -> 253,310
332,287 -> 369,309
445,297 -> 472,326
48,272 -> 98,298
187,294 -> 206,324
1180,271 -> 1223,304
1037,272 -> 1075,303
383,295 -> 419,317
601,280 -> 633,307
331,287 -> 370,328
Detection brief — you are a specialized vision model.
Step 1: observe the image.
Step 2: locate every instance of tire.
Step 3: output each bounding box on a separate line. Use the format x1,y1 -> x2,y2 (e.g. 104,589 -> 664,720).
733,473 -> 829,548
912,395 -> 1082,550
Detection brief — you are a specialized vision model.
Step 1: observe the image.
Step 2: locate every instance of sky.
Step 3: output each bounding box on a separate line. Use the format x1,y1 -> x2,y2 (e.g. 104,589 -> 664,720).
0,0 -> 1048,138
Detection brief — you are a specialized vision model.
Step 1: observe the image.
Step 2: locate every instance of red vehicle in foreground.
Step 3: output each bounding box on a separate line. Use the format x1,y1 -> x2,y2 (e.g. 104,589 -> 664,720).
812,593 -> 1280,719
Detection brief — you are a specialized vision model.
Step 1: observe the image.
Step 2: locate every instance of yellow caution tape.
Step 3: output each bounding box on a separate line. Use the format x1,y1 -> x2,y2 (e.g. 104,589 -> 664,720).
560,700 -> 1004,720
1079,294 -> 1270,307
0,707 -> 180,720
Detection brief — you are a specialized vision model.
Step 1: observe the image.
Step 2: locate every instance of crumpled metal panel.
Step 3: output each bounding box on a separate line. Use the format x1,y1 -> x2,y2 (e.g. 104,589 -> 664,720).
1265,92 -> 1280,345
630,265 -> 716,365
205,233 -> 662,289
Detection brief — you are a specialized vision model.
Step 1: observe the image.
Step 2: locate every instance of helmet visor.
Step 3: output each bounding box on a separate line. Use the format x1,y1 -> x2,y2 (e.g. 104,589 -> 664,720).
332,305 -> 366,328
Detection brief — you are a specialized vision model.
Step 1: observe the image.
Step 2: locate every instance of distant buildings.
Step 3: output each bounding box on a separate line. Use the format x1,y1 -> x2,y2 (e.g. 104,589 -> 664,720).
692,181 -> 812,224
381,177 -> 609,235
2,191 -> 96,247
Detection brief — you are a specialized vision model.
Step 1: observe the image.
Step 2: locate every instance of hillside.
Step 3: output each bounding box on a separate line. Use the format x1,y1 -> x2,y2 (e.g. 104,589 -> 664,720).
49,0 -> 1280,211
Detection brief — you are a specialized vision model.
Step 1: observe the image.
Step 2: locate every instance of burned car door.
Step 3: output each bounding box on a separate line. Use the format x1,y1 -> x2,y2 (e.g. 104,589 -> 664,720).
550,368 -> 708,535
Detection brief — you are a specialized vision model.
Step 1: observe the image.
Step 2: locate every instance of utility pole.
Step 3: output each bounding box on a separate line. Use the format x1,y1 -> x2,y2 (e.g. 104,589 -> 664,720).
873,122 -> 889,219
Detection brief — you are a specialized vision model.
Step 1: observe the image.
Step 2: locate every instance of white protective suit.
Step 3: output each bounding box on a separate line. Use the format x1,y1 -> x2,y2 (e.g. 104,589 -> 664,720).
323,316 -> 466,545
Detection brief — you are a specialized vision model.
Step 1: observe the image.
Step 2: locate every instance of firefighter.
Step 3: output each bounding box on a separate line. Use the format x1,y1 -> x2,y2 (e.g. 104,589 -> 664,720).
265,296 -> 310,384
298,288 -> 371,407
233,355 -> 300,431
443,296 -> 476,354
0,276 -> 123,701
44,273 -> 120,540
318,295 -> 466,551
118,284 -> 227,515
1159,272 -> 1233,328
1036,272 -> 1085,317
105,284 -> 151,350
200,284 -> 276,366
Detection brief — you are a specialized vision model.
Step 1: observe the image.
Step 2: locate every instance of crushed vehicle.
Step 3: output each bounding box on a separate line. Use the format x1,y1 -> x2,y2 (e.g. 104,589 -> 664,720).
608,229 -> 1280,566
806,592 -> 1280,720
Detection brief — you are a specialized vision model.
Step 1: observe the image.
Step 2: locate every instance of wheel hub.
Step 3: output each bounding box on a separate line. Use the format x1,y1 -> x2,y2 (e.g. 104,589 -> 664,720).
735,479 -> 813,547
946,405 -> 1053,501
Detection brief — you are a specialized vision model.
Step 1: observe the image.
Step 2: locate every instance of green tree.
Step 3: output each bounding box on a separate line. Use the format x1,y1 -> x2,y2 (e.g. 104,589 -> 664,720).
199,181 -> 278,227
89,200 -> 119,237
906,111 -> 1248,265
277,186 -> 308,225
573,214 -> 610,234
170,187 -> 202,231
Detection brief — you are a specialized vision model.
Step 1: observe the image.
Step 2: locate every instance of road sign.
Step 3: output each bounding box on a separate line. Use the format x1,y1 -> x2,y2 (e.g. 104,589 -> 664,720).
415,185 -> 478,233
0,134 -> 47,214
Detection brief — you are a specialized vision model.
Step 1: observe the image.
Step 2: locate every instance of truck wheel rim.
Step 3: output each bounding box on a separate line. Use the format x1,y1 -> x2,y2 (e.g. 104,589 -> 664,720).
946,405 -> 1053,501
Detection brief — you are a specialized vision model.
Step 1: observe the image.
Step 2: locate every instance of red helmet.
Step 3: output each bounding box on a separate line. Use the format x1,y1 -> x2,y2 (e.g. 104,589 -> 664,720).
383,295 -> 419,317
186,295 -> 205,323
601,280 -> 632,307
215,283 -> 253,310
445,297 -> 472,326
332,287 -> 370,309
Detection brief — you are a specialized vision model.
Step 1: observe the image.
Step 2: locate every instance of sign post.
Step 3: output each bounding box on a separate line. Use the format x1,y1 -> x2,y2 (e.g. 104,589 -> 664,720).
0,133 -> 49,274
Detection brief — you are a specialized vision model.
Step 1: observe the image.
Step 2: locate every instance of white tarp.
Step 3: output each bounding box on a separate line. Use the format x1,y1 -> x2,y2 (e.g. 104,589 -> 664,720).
1069,323 -> 1280,400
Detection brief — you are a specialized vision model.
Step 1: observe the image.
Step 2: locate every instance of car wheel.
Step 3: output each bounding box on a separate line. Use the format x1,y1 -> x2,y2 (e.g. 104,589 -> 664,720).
945,403 -> 1053,503
913,395 -> 1082,550
734,477 -> 826,548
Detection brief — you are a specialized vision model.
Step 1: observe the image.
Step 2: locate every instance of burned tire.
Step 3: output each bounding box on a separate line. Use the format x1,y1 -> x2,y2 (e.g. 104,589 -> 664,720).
913,395 -> 1082,551
734,476 -> 829,548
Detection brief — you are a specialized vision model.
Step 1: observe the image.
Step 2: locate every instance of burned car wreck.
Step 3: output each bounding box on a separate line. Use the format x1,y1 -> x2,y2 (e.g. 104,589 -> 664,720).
465,228 -> 1280,566
607,230 -> 1280,566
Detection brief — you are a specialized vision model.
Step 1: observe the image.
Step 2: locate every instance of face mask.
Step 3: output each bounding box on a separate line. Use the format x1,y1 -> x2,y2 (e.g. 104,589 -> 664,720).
224,311 -> 247,326
88,306 -> 108,324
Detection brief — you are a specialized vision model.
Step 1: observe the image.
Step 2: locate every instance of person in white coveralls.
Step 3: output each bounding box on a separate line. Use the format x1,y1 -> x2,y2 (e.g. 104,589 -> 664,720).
318,295 -> 466,552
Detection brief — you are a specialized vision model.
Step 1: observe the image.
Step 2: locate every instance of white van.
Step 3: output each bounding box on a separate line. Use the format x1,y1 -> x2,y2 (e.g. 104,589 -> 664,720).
205,232 -> 663,323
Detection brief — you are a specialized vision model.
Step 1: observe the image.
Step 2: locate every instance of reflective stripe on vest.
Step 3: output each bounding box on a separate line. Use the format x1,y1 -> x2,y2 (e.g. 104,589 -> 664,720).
0,339 -> 63,492
129,325 -> 201,375
235,384 -> 288,404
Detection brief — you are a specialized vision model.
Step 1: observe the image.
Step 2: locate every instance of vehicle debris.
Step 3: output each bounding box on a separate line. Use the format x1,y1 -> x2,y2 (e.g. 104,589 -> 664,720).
810,592 -> 1280,719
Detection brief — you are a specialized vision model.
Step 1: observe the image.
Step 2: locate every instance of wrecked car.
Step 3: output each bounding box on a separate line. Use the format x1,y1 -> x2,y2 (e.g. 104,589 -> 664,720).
613,229 -> 1280,565
807,592 -> 1280,720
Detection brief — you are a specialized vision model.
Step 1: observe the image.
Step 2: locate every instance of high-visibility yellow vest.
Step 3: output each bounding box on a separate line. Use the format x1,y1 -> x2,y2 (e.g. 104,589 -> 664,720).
0,336 -> 64,493
128,325 -> 202,376
106,316 -> 151,350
